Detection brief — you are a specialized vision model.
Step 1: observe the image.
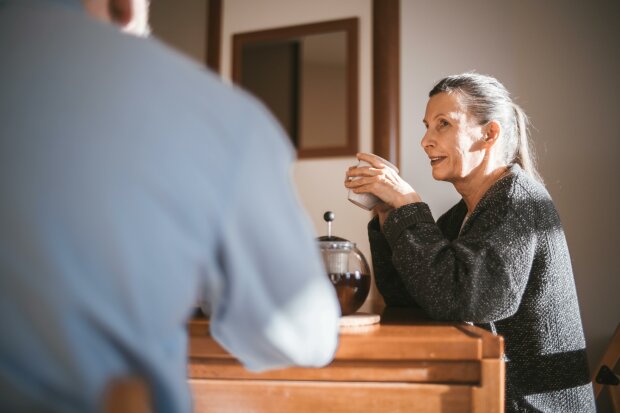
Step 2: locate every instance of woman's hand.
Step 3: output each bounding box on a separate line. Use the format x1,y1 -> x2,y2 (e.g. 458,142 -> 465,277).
344,153 -> 421,209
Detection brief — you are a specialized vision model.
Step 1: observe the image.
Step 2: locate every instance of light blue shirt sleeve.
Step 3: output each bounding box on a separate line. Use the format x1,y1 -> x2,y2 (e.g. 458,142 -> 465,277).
201,102 -> 341,371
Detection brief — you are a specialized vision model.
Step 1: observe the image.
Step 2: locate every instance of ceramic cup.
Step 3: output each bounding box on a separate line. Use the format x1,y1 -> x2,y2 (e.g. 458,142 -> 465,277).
347,155 -> 399,210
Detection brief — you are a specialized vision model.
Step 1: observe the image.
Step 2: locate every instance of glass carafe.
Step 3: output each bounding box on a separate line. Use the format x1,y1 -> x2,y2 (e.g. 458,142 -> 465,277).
318,212 -> 371,315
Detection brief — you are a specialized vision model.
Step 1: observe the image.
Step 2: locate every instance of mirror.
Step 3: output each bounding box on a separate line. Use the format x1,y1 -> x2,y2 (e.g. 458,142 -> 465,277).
232,18 -> 359,158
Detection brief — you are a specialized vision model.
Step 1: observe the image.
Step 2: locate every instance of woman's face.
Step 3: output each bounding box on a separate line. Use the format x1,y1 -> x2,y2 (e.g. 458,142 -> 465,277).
421,92 -> 486,183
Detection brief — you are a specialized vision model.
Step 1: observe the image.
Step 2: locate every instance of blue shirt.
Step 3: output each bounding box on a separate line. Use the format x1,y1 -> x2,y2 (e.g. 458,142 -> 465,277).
0,1 -> 340,411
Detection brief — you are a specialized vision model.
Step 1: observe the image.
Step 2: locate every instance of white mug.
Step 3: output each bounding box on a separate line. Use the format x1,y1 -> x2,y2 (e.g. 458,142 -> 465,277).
347,156 -> 399,210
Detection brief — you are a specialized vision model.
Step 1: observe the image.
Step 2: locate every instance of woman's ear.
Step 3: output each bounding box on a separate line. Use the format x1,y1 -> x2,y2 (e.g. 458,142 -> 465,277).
483,121 -> 501,146
108,0 -> 134,27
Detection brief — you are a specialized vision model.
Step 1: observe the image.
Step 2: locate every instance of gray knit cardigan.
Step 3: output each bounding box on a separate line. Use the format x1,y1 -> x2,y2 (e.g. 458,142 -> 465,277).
368,164 -> 595,412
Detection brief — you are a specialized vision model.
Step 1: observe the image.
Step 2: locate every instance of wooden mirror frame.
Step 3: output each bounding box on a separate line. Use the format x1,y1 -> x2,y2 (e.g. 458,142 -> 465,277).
231,18 -> 359,159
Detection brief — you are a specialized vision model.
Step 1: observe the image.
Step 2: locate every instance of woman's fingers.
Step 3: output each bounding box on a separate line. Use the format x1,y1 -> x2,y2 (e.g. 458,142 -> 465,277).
345,175 -> 376,188
345,169 -> 379,186
356,152 -> 386,169
349,182 -> 377,194
346,166 -> 382,178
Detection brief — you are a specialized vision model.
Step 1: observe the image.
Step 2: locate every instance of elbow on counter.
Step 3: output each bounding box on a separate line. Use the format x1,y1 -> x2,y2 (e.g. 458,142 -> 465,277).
266,296 -> 341,370
243,281 -> 341,372
239,315 -> 339,373
302,304 -> 341,367
212,308 -> 339,373
287,274 -> 341,368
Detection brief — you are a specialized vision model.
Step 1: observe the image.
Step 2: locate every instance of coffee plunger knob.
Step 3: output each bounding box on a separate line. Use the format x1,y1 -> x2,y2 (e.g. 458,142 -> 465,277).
323,211 -> 335,238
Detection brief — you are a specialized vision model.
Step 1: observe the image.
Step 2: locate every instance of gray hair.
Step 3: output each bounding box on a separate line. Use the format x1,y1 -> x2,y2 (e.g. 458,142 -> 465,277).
429,73 -> 543,183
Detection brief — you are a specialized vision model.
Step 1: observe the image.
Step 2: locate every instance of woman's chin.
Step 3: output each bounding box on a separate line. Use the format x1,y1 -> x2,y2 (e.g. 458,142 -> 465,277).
431,169 -> 447,181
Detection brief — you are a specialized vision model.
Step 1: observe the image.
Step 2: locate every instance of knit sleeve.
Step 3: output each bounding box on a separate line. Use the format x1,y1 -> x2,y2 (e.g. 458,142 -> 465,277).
382,201 -> 536,323
367,217 -> 418,307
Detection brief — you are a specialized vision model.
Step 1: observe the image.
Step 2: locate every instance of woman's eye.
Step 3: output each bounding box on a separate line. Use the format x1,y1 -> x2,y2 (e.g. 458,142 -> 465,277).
438,119 -> 449,128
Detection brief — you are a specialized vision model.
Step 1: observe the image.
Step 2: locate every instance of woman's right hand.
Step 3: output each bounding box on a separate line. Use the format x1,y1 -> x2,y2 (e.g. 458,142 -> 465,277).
344,153 -> 421,209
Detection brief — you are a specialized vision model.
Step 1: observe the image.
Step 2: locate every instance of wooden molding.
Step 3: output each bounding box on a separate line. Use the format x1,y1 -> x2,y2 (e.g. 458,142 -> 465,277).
206,0 -> 222,72
373,0 -> 400,168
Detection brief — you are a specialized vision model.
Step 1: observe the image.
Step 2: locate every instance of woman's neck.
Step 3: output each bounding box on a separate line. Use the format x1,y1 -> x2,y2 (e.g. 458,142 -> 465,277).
454,165 -> 509,214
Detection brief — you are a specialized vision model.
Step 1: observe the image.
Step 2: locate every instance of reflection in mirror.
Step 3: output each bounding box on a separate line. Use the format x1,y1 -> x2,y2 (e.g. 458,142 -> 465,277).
299,32 -> 347,150
233,19 -> 358,158
240,39 -> 301,146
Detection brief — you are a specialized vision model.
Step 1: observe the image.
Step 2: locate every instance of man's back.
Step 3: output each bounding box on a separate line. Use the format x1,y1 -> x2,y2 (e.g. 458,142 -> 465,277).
0,1 -> 340,411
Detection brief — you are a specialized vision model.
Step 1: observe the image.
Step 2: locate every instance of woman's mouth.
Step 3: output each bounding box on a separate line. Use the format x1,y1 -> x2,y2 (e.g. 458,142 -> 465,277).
430,156 -> 446,166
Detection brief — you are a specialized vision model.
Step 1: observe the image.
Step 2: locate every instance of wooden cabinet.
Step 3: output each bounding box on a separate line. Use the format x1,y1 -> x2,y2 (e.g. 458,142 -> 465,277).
188,308 -> 504,412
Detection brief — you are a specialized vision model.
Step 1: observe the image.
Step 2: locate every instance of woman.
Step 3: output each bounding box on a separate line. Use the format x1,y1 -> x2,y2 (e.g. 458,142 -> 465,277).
345,73 -> 595,412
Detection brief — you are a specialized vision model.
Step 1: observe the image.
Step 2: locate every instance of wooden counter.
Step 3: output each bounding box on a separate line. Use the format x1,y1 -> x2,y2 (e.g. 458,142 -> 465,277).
188,308 -> 504,412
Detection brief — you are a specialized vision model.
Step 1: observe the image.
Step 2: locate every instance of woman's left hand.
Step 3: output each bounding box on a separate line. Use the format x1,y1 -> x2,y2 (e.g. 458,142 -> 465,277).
344,153 -> 421,209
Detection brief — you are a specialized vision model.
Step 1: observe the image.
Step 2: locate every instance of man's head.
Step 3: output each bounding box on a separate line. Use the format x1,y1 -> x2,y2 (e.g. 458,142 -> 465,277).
82,0 -> 150,36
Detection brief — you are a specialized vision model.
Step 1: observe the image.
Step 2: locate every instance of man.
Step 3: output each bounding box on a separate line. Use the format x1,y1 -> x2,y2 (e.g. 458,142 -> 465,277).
0,0 -> 340,411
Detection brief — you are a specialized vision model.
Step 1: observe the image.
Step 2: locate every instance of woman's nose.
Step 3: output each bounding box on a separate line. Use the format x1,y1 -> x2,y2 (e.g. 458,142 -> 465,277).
421,131 -> 434,149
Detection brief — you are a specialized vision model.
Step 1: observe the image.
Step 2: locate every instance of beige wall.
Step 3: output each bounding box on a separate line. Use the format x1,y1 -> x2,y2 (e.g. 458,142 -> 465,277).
401,0 -> 620,369
221,0 -> 378,311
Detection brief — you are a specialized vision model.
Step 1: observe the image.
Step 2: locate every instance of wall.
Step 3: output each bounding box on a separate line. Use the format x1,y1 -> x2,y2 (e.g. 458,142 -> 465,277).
149,0 -> 207,63
221,0 -> 378,311
401,0 -> 620,369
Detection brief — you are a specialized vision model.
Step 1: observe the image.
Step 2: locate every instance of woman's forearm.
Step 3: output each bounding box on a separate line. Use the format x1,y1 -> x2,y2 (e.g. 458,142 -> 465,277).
368,217 -> 417,307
